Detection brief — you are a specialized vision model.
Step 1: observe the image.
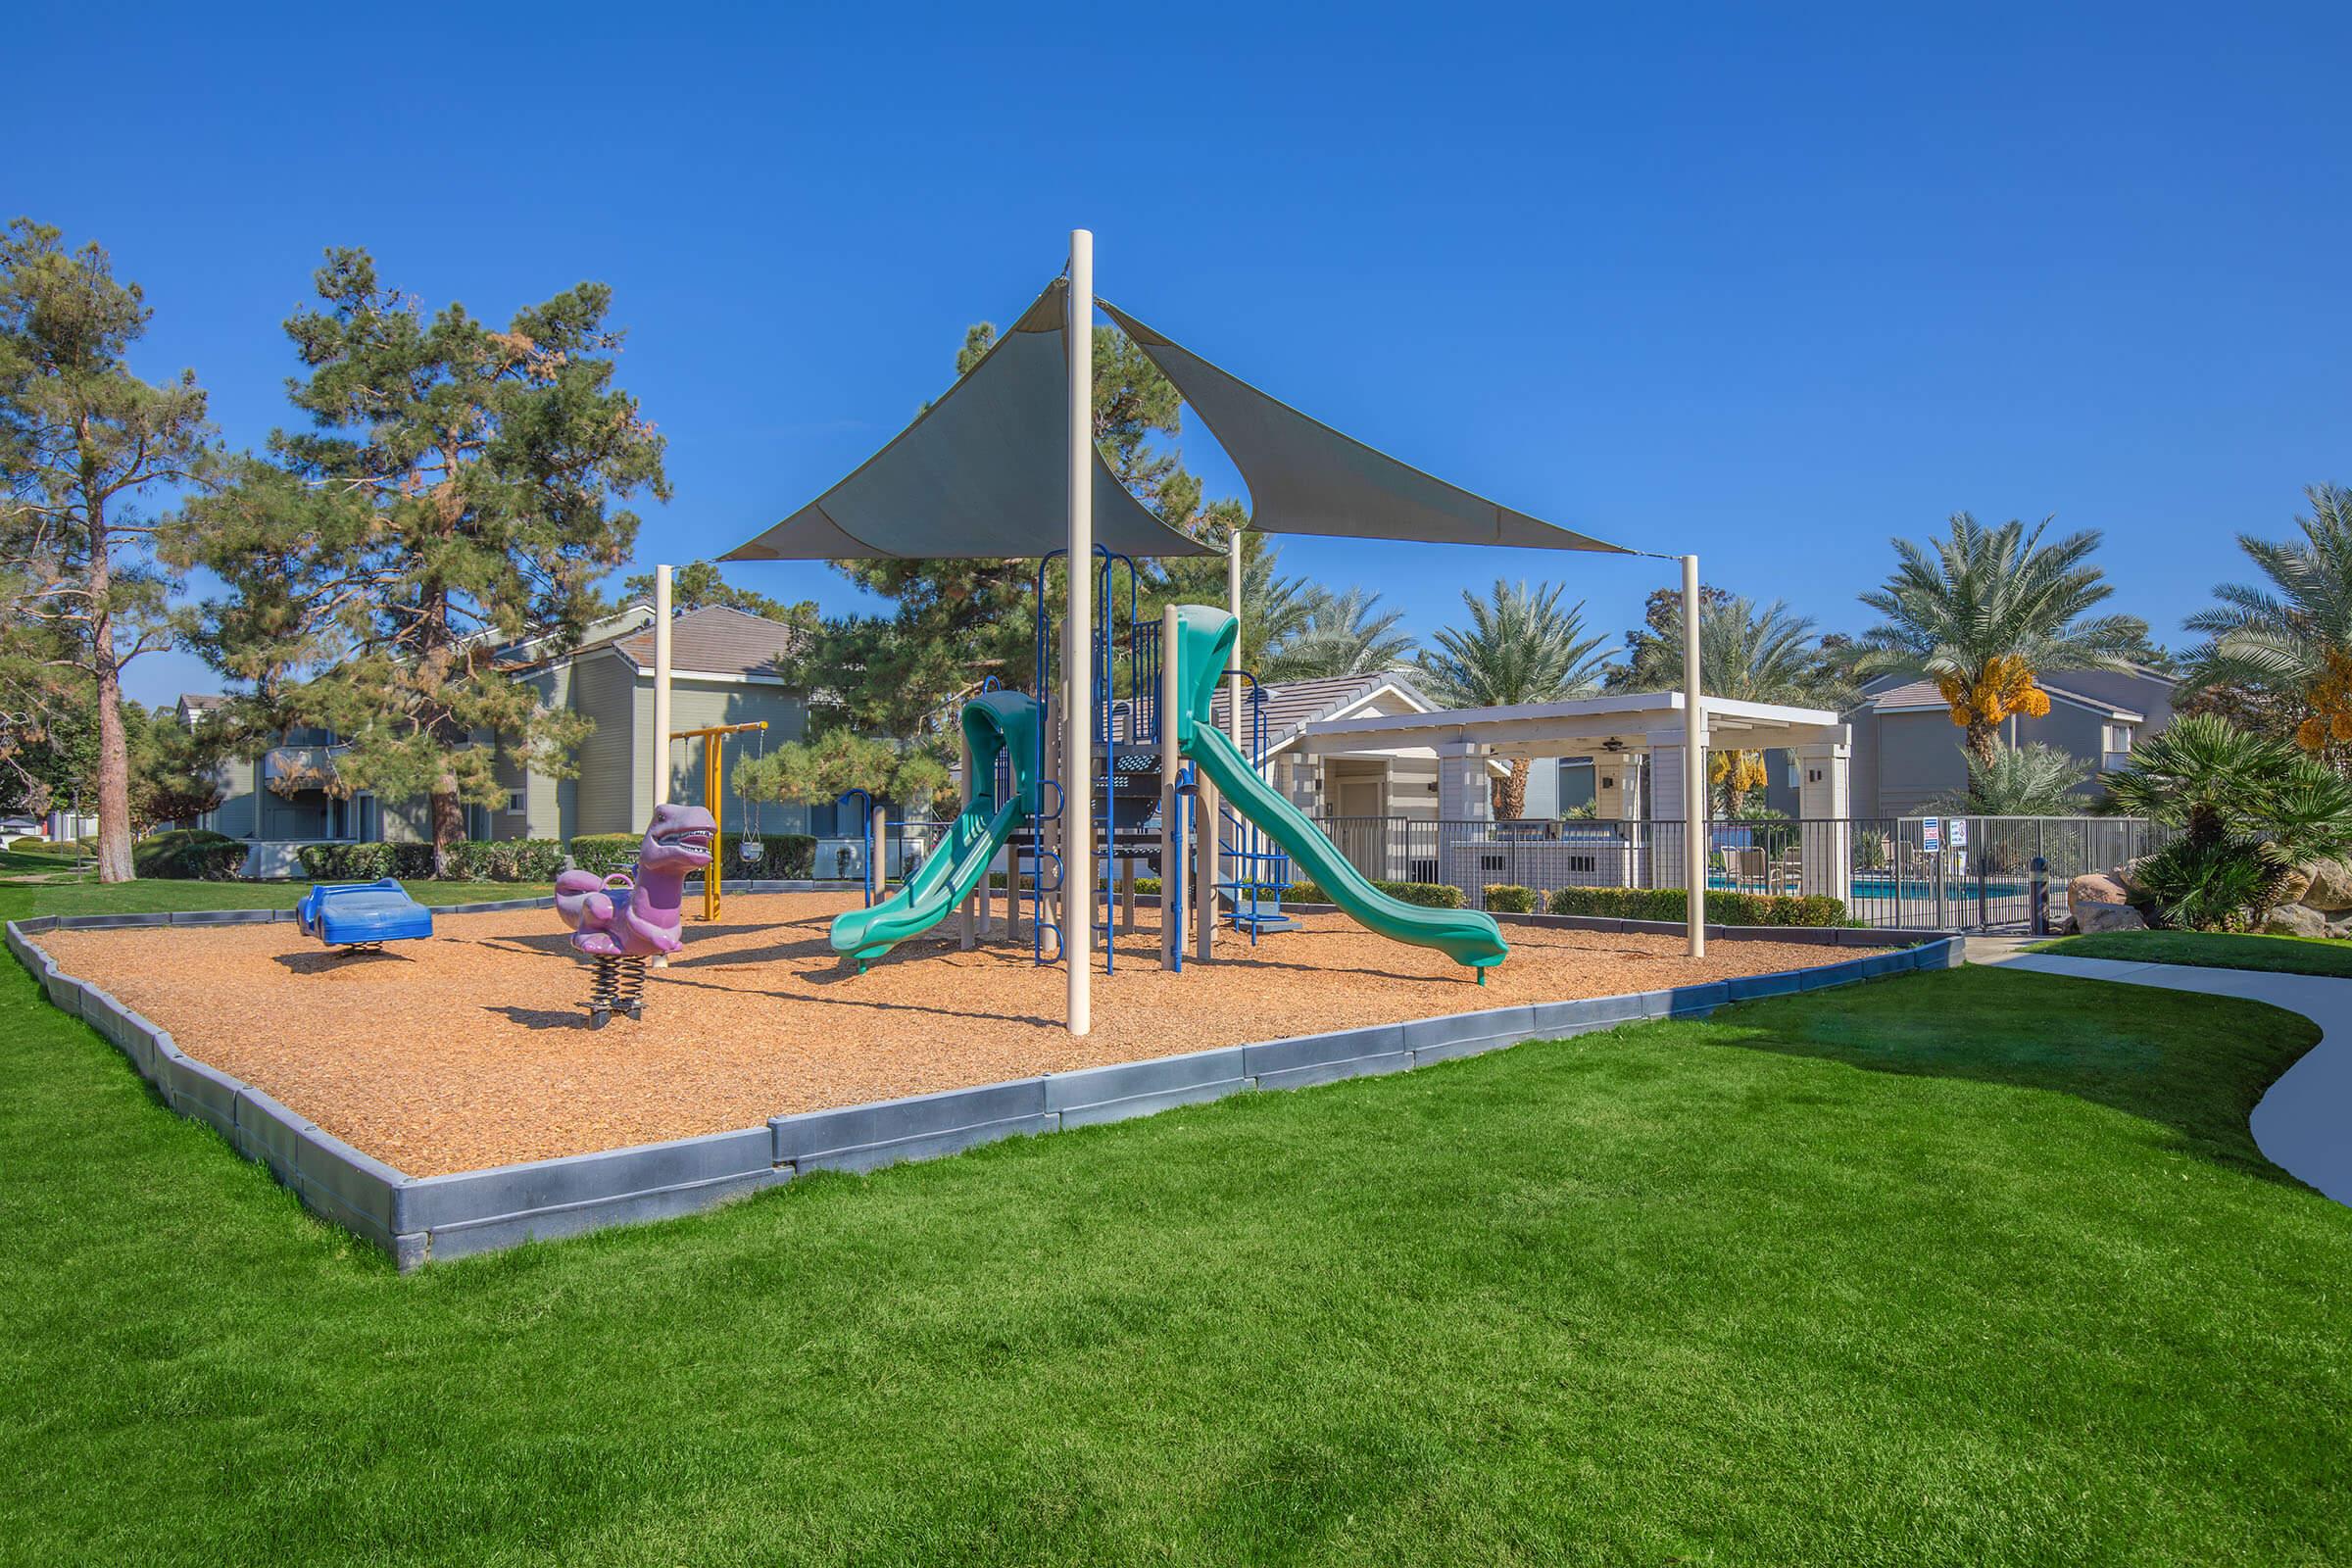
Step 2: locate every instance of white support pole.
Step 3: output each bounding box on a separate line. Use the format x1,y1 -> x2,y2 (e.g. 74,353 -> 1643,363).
1227,527 -> 1245,755
1160,602 -> 1181,970
958,727 -> 976,950
1226,526 -> 1245,896
1065,229 -> 1095,1038
1682,553 -> 1705,958
652,564 -> 673,816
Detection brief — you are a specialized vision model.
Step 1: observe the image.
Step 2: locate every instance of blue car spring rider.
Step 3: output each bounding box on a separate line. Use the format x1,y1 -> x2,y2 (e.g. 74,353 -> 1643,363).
298,878 -> 434,953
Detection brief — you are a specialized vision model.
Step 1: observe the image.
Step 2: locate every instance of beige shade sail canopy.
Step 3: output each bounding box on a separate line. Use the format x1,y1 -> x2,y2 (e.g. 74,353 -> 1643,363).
725,277 -> 1627,562
723,281 -> 1210,562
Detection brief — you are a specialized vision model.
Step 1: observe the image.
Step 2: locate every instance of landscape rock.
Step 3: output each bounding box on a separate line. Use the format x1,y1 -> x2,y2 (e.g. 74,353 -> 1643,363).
2273,864 -> 2315,907
2261,903 -> 2329,938
2070,872 -> 2133,910
2072,900 -> 2146,934
2300,857 -> 2352,912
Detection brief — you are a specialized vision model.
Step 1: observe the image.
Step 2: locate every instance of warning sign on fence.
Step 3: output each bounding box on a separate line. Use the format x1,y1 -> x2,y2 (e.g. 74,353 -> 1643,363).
1922,817 -> 1942,853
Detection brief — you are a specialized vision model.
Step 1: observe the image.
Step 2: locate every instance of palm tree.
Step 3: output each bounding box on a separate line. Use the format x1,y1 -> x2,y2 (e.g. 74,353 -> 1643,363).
1932,742 -> 2090,816
1260,586 -> 1415,681
2183,484 -> 2352,758
1151,505 -> 1311,674
1417,580 -> 1612,818
1632,596 -> 1854,814
1856,513 -> 2147,774
2101,713 -> 2352,928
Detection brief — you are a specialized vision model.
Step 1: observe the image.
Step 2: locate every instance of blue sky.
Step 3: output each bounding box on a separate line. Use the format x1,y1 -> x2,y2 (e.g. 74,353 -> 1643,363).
16,1 -> 2350,708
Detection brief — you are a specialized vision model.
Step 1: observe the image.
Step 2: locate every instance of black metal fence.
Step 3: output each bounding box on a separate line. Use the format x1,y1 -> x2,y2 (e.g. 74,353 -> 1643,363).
1305,814 -> 2168,932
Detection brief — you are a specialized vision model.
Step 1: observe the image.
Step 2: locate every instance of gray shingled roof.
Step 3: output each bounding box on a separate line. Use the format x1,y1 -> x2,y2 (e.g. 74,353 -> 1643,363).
1207,669 -> 1430,754
1863,676 -> 2141,721
609,606 -> 804,680
178,693 -> 226,710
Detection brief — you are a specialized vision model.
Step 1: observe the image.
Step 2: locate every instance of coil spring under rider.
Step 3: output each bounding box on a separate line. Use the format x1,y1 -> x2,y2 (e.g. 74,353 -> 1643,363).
586,955 -> 648,1028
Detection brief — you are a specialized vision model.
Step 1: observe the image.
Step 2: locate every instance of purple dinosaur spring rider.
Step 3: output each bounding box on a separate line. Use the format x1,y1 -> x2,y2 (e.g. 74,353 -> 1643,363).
552,802 -> 716,1027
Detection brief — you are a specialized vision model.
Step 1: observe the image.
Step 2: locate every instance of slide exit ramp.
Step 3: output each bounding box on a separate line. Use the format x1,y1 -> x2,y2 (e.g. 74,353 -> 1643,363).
830,691 -> 1040,968
1170,606 -> 1506,976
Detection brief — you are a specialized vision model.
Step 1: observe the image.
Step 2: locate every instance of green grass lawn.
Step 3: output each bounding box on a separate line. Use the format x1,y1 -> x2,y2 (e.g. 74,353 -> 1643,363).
1,946 -> 2345,1565
2035,927 -> 2352,978
0,875 -> 549,921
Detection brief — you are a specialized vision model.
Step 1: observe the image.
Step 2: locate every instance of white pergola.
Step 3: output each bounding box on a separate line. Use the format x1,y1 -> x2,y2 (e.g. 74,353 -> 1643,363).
1298,691 -> 1853,903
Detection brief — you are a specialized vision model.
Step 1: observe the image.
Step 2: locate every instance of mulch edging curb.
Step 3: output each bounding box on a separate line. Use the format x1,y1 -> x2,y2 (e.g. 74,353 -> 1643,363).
6,901 -> 1960,1270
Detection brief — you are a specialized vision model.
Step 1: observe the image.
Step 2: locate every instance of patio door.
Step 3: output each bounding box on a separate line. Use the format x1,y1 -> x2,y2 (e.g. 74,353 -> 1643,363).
1333,776 -> 1386,879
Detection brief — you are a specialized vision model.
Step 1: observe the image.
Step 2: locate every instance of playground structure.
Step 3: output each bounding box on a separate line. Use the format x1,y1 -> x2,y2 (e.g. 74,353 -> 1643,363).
707,226 -> 1709,1037
825,592 -> 1508,980
552,802 -> 716,1026
296,878 -> 434,954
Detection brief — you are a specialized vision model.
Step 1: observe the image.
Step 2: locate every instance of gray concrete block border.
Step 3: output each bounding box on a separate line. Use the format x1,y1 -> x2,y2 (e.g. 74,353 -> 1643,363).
5,902 -> 1958,1270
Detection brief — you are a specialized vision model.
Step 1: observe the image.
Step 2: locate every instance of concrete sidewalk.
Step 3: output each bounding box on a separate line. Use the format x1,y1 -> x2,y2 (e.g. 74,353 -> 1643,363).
1973,943 -> 2352,1206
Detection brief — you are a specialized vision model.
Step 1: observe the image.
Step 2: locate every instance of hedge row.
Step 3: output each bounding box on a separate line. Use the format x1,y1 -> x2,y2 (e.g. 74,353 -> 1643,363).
1539,885 -> 1848,927
569,831 -> 816,881
296,840 -> 565,882
133,829 -> 248,880
1483,884 -> 1540,913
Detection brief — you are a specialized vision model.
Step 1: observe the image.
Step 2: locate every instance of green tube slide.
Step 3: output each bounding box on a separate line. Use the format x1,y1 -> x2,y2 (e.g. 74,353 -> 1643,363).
1171,606 -> 1507,974
830,691 -> 1040,968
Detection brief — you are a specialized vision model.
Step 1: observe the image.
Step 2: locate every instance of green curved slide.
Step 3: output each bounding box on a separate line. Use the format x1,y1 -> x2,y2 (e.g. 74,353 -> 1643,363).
1172,606 -> 1508,975
830,691 -> 1040,968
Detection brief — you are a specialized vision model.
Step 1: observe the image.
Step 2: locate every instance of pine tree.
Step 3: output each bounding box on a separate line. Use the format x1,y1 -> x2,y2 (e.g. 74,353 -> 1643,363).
171,249 -> 668,873
0,220 -> 215,880
793,318 -> 1224,735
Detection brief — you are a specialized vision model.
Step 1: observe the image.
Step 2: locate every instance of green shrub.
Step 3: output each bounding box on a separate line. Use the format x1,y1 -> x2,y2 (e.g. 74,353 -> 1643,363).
1287,878 -> 1464,909
1546,885 -> 1847,927
131,829 -> 248,880
569,831 -> 816,881
444,839 -> 566,883
10,837 -> 85,858
297,841 -> 438,881
2130,838 -> 2286,933
564,834 -> 641,876
1483,884 -> 1539,913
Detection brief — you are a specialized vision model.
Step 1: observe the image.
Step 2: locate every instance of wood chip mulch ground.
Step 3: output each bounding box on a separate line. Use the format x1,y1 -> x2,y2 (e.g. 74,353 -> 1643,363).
39,894 -> 1883,1176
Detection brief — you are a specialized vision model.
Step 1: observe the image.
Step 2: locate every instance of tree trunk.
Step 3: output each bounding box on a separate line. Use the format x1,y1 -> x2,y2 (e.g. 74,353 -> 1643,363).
86,505 -> 135,883
1494,758 -> 1529,820
1964,718 -> 1999,776
430,776 -> 464,880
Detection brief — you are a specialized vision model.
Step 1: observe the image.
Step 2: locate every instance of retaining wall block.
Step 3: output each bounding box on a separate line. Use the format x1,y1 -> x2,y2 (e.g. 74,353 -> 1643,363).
169,907 -> 277,926
1402,1004 -> 1538,1066
161,1052 -> 243,1142
1044,1047 -> 1252,1129
1725,968 -> 1811,1002
1245,1024 -> 1412,1092
113,1009 -> 165,1078
42,967 -> 82,1013
293,1124 -> 414,1251
1525,990 -> 1651,1040
773,1079 -> 1051,1174
232,1086 -> 313,1187
416,1165 -> 789,1264
1653,979 -> 1733,1018
399,1125 -> 776,1233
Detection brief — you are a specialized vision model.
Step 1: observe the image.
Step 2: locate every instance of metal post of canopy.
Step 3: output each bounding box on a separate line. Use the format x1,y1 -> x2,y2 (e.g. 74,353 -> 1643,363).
653,564 -> 673,814
1682,553 -> 1705,958
1065,229 -> 1094,1038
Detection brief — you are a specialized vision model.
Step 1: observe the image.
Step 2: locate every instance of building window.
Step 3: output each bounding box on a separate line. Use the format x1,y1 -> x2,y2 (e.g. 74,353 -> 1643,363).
507,791 -> 526,813
2102,724 -> 2134,772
